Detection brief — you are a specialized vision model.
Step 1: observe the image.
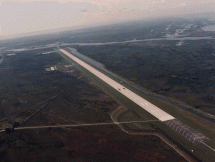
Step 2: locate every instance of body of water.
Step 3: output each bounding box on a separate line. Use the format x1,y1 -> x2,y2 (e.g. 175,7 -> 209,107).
202,25 -> 215,31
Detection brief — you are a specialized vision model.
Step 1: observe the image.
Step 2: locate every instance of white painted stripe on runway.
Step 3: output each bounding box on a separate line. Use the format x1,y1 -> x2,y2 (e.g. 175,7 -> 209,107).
59,49 -> 175,121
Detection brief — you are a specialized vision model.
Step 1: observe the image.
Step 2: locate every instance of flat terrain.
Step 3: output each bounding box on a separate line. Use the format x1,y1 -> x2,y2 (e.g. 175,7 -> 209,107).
75,40 -> 215,116
1,17 -> 215,162
0,48 -> 186,162
58,48 -> 215,162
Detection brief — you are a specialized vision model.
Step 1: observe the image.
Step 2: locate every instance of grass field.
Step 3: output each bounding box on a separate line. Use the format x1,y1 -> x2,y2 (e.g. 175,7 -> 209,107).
0,49 -> 188,162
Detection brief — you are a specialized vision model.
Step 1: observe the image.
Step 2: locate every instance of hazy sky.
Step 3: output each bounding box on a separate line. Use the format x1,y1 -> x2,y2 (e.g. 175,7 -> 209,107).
0,0 -> 215,37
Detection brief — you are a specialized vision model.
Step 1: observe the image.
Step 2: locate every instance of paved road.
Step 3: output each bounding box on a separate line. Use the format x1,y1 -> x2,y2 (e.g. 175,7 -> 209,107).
0,120 -> 161,133
110,107 -> 196,162
13,120 -> 159,130
0,118 -> 196,162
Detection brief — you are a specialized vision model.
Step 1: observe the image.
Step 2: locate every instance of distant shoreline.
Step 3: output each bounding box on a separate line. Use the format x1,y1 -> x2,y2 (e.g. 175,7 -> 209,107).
202,25 -> 215,31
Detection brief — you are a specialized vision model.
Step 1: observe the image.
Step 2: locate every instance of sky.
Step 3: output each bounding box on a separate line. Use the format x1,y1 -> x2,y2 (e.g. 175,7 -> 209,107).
0,0 -> 215,37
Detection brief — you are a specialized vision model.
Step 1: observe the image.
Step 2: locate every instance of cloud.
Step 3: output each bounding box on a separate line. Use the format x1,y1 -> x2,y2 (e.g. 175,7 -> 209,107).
177,3 -> 187,8
0,1 -> 92,35
0,0 -> 215,36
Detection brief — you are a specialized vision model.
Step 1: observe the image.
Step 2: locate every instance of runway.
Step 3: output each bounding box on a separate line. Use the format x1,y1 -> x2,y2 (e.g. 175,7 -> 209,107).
59,49 -> 175,122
